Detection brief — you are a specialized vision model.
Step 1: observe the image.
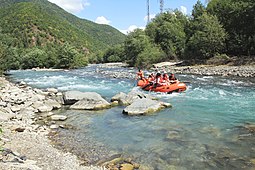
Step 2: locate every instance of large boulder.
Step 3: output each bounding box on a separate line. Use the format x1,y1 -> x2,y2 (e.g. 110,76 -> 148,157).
44,99 -> 61,109
111,90 -> 157,105
64,91 -> 111,110
32,100 -> 60,113
70,98 -> 111,110
51,115 -> 67,121
123,98 -> 171,116
63,91 -> 107,105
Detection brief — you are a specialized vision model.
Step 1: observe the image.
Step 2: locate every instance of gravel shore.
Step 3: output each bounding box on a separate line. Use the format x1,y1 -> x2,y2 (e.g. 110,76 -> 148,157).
96,64 -> 255,79
168,65 -> 255,78
0,77 -> 103,170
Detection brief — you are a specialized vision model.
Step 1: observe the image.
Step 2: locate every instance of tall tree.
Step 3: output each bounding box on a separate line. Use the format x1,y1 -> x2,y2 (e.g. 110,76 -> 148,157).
207,0 -> 255,55
192,0 -> 206,19
145,10 -> 187,60
185,13 -> 227,60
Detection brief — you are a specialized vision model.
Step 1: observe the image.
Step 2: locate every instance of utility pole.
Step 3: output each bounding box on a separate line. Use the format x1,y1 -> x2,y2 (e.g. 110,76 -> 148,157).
147,0 -> 150,24
160,0 -> 164,13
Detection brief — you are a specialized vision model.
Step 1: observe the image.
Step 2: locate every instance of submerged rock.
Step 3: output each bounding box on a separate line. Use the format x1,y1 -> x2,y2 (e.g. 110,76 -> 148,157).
120,163 -> 134,170
244,124 -> 255,133
123,98 -> 171,116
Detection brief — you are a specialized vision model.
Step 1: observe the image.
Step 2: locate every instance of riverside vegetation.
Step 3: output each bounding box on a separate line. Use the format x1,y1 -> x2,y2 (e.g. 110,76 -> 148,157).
1,0 -> 255,74
98,0 -> 255,68
0,0 -> 125,72
0,0 -> 254,169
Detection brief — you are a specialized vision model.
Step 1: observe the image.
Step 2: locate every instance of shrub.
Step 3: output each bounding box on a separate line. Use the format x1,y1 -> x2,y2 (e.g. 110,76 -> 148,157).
206,53 -> 230,65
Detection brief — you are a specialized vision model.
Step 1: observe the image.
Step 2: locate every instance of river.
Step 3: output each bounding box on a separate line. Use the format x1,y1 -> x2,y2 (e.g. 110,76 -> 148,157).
9,64 -> 255,169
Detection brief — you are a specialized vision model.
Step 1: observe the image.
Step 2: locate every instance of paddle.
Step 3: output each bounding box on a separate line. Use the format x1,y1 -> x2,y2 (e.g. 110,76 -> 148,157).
142,82 -> 153,90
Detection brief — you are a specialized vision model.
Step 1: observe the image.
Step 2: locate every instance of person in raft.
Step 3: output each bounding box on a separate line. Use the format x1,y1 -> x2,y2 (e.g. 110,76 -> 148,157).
147,73 -> 155,82
153,72 -> 164,88
136,69 -> 145,81
162,72 -> 170,85
169,73 -> 178,83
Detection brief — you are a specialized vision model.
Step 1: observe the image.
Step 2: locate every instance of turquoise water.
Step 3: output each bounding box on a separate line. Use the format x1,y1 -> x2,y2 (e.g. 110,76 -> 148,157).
9,65 -> 255,169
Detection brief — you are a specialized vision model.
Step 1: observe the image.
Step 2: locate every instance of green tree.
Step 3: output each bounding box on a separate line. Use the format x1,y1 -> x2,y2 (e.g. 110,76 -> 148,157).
0,42 -> 8,73
185,13 -> 227,60
207,0 -> 255,55
21,48 -> 47,69
4,47 -> 20,70
102,45 -> 124,63
192,0 -> 206,19
123,29 -> 152,66
56,43 -> 87,69
145,10 -> 187,60
136,44 -> 164,68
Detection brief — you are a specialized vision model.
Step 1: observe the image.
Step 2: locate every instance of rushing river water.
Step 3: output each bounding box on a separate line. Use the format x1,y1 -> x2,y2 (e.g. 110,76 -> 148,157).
9,64 -> 255,169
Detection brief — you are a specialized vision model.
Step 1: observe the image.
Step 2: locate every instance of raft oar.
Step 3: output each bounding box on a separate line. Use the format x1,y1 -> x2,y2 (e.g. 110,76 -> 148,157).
142,82 -> 153,90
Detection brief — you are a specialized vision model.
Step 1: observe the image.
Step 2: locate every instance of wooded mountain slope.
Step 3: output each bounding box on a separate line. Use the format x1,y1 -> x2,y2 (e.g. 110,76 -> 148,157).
0,0 -> 125,53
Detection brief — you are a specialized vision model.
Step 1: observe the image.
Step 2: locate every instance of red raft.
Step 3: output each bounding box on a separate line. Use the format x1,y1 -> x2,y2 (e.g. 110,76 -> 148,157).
137,79 -> 187,94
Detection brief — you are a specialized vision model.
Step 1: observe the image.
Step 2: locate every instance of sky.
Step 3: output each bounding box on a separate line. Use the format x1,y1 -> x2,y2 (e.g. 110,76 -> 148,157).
47,0 -> 205,34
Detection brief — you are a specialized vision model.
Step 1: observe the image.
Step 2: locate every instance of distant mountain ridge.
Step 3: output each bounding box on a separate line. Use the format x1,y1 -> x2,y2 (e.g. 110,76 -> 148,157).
0,0 -> 125,53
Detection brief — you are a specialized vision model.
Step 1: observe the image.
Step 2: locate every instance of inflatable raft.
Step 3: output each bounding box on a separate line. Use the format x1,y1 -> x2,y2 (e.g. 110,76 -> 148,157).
137,79 -> 187,94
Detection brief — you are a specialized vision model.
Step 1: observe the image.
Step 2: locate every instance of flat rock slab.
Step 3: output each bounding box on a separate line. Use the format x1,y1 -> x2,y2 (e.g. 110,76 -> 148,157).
111,90 -> 157,105
63,91 -> 107,105
70,99 -> 111,110
123,98 -> 171,116
51,115 -> 67,121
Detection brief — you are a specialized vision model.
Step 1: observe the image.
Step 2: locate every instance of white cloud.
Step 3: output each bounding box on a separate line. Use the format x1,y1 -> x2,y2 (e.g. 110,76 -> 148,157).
48,0 -> 90,13
120,25 -> 145,35
144,14 -> 156,22
180,6 -> 187,15
95,16 -> 111,25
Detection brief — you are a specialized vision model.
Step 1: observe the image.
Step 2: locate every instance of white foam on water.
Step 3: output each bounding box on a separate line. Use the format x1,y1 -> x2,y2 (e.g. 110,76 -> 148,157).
197,77 -> 209,81
155,92 -> 180,99
58,84 -> 111,91
218,79 -> 247,87
203,76 -> 214,79
219,90 -> 226,96
25,75 -> 79,87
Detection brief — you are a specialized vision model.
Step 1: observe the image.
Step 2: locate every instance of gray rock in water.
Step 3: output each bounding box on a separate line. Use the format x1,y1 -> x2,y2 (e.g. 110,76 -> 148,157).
111,92 -> 127,102
123,98 -> 171,116
38,105 -> 53,113
47,88 -> 58,94
70,98 -> 111,110
50,124 -> 59,129
33,101 -> 53,113
63,91 -> 107,105
51,115 -> 67,121
44,99 -> 61,109
111,90 -> 157,106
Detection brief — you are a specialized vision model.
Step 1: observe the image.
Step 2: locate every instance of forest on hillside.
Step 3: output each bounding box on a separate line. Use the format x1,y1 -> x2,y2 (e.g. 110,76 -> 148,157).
98,0 -> 255,68
0,0 -> 254,73
0,0 -> 125,73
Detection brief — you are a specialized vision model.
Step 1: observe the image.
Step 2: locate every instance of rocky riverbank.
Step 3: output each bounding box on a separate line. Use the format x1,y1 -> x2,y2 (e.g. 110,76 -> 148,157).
0,77 -> 102,170
168,65 -> 255,78
0,75 -> 171,169
96,63 -> 255,79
